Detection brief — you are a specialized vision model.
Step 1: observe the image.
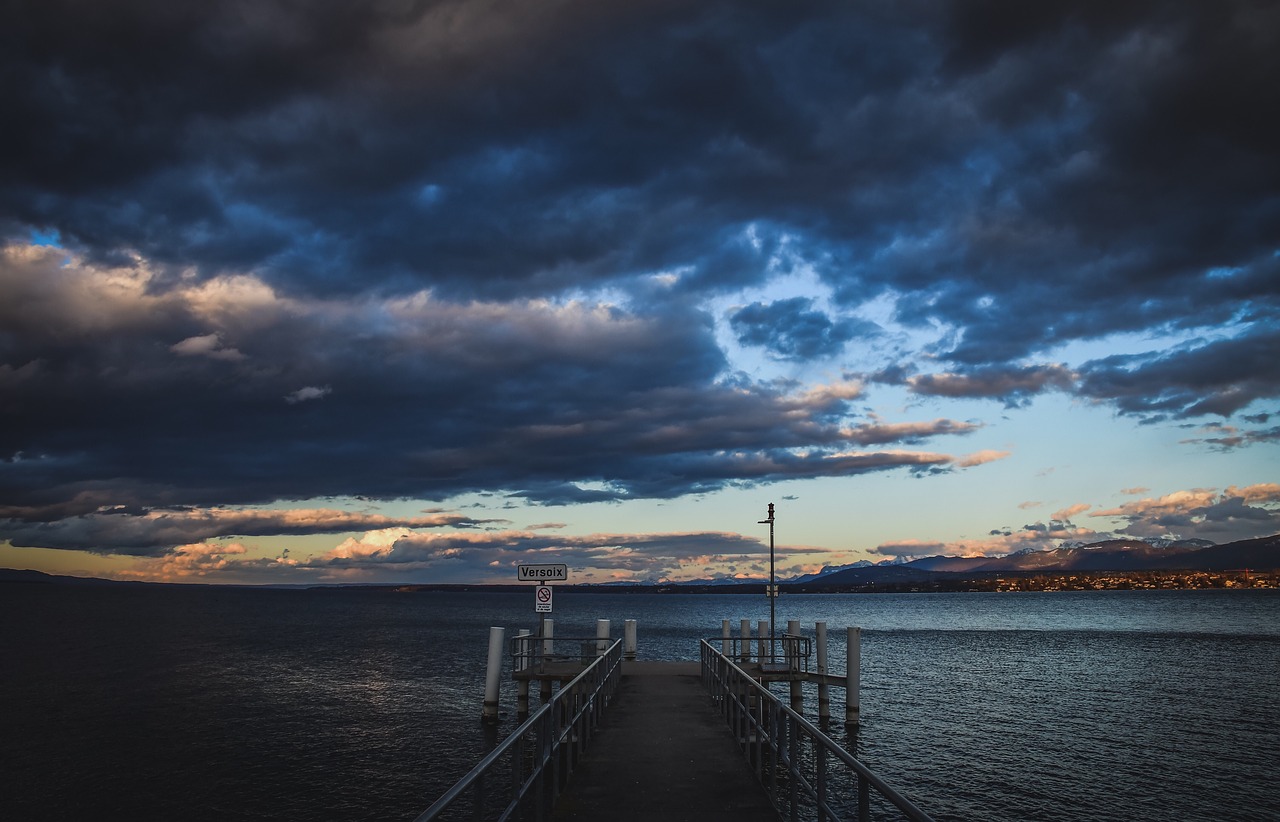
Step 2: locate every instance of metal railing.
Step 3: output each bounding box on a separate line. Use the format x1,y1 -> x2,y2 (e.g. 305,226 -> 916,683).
510,633 -> 615,672
414,638 -> 623,822
718,633 -> 813,673
700,640 -> 933,822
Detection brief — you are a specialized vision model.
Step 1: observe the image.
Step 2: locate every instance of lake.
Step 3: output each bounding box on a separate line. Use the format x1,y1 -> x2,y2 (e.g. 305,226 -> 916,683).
2,584 -> 1277,820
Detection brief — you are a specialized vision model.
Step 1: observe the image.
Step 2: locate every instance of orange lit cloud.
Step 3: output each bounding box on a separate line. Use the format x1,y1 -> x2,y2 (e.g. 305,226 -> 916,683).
955,449 -> 1011,468
1052,503 -> 1091,521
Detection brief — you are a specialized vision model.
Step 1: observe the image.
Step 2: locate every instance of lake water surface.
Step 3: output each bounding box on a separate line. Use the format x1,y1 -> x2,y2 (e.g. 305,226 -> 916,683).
2,585 -> 1277,821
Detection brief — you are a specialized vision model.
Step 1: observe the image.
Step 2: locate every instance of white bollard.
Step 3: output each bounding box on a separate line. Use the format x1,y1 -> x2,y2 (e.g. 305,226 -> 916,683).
482,626 -> 505,723
846,626 -> 861,726
542,618 -> 555,657
540,619 -> 554,702
596,618 -> 610,655
758,619 -> 769,663
722,619 -> 732,656
740,619 -> 752,662
624,619 -> 637,660
816,621 -> 830,720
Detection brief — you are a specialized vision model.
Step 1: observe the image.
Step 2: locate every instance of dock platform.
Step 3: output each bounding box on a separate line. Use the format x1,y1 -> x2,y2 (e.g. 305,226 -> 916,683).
551,661 -> 777,822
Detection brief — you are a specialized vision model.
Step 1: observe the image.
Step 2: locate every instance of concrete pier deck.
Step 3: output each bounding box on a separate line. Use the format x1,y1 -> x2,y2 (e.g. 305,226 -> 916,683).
551,661 -> 778,822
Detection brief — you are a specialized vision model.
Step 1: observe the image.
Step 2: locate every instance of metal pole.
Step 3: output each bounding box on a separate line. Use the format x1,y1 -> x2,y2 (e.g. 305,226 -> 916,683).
758,503 -> 776,647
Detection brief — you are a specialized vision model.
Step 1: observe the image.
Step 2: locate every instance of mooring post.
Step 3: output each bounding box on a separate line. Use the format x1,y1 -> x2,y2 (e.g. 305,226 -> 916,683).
816,621 -> 830,720
596,618 -> 610,655
757,619 -> 769,663
624,619 -> 637,660
722,619 -> 732,656
515,628 -> 531,718
846,626 -> 861,726
740,619 -> 751,662
541,618 -> 555,658
540,618 -> 555,702
787,619 -> 803,711
482,626 -> 505,723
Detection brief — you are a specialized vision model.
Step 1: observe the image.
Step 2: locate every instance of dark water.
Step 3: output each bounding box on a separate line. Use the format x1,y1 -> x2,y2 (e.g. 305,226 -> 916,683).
2,585 -> 1277,821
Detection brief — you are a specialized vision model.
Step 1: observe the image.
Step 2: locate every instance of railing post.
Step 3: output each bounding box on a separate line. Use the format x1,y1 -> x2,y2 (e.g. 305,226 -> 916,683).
516,628 -> 531,718
817,741 -> 828,822
767,698 -> 779,803
783,706 -> 793,819
535,710 -> 547,819
816,621 -> 830,721
787,619 -> 803,712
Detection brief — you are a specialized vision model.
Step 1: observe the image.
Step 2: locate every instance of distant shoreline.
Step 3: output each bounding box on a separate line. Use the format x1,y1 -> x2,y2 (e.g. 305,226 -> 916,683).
3,566 -> 1276,593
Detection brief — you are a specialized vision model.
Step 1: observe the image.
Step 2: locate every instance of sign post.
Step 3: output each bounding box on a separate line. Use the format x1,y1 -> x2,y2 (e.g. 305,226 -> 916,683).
520,565 -> 568,659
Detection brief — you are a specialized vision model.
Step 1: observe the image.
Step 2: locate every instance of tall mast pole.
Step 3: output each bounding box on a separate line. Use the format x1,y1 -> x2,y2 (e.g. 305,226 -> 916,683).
758,502 -> 776,659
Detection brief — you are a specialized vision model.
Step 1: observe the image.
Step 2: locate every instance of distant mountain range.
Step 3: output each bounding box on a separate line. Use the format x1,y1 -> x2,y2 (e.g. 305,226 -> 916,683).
678,533 -> 1280,588
784,533 -> 1280,588
3,534 -> 1277,591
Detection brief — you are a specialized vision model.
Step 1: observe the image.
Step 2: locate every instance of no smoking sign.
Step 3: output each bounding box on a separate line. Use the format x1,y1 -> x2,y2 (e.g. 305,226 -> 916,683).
535,585 -> 553,613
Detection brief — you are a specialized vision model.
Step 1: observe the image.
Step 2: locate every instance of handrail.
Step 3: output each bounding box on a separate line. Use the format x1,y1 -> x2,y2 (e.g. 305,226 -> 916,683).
510,633 -> 618,671
414,638 -> 623,822
718,633 -> 812,671
700,639 -> 933,822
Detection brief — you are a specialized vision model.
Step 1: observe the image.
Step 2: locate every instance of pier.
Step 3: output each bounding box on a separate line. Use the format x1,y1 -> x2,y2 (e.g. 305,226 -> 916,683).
552,661 -> 777,822
416,622 -> 933,822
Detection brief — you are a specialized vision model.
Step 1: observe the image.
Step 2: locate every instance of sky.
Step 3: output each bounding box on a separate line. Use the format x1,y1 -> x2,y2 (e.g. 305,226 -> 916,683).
2,0 -> 1278,586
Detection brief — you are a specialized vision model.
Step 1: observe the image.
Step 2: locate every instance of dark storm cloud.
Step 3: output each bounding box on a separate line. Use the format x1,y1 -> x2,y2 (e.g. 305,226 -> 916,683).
1076,327 -> 1280,419
0,245 -> 982,552
904,364 -> 1076,407
6,1 -> 1274,315
3,1 -> 1278,555
0,508 -> 488,555
1181,423 -> 1280,451
729,298 -> 871,360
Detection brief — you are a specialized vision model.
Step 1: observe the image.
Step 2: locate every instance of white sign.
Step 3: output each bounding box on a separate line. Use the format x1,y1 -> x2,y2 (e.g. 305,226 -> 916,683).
535,585 -> 553,613
519,563 -> 568,582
